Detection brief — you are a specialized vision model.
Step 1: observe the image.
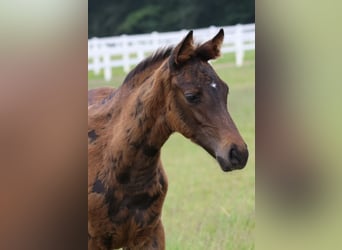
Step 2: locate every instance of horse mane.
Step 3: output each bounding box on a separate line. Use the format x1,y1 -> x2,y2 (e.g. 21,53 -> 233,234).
123,46 -> 174,84
122,41 -> 214,86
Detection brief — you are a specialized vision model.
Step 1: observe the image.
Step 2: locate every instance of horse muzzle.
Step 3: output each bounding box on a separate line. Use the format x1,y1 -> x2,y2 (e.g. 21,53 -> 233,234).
216,144 -> 249,172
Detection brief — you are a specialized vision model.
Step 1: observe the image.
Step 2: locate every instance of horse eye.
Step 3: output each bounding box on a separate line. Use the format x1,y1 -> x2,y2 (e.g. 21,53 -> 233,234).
185,93 -> 200,104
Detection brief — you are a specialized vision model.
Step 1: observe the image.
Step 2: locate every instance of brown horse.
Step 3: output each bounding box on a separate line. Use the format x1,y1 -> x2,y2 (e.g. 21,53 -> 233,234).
88,29 -> 248,250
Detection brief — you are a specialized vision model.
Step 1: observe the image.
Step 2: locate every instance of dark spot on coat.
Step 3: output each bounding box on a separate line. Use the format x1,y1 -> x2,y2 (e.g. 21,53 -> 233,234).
111,157 -> 117,169
125,193 -> 160,210
143,145 -> 159,157
152,238 -> 158,248
134,98 -> 143,117
105,188 -> 120,219
92,178 -> 105,193
117,171 -> 130,184
131,136 -> 146,150
101,91 -> 116,105
102,234 -> 112,249
88,129 -> 98,143
134,210 -> 144,226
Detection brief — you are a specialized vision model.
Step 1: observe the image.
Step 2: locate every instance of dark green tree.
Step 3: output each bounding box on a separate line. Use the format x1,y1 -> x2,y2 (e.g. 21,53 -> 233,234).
88,0 -> 254,38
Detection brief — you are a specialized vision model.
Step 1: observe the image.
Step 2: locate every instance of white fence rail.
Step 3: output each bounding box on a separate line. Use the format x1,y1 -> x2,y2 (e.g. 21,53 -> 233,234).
88,23 -> 255,81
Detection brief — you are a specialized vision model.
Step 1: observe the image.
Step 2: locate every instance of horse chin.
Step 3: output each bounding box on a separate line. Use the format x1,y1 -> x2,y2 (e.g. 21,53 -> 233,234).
195,139 -> 216,157
195,140 -> 234,172
216,156 -> 234,172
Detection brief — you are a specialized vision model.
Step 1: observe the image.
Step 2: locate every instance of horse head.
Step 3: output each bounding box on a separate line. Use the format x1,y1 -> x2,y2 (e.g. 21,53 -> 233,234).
165,29 -> 248,171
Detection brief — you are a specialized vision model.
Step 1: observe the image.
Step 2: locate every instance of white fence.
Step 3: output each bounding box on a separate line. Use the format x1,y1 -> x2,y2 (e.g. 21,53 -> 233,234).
88,23 -> 255,81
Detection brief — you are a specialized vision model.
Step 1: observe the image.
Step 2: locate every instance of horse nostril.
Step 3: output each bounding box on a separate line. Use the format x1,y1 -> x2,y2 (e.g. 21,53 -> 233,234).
229,144 -> 248,169
229,146 -> 240,166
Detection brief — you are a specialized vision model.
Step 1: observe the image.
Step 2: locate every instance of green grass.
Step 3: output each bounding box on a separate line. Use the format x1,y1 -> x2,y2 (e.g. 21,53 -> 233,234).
88,51 -> 255,249
88,66 -> 126,89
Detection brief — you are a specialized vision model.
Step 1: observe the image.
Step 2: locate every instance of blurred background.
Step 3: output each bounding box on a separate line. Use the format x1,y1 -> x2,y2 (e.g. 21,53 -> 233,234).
257,1 -> 342,250
88,0 -> 254,37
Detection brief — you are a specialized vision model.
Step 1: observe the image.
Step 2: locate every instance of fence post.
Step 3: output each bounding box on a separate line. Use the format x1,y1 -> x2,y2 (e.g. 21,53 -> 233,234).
103,46 -> 112,81
235,24 -> 244,67
92,38 -> 101,75
151,31 -> 159,50
121,34 -> 130,73
137,49 -> 145,62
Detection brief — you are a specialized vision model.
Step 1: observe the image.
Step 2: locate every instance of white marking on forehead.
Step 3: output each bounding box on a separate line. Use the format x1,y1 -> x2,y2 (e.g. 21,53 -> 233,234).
210,82 -> 217,89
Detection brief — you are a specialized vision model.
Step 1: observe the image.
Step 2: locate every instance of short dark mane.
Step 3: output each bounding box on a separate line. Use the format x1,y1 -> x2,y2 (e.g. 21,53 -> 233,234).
123,46 -> 174,84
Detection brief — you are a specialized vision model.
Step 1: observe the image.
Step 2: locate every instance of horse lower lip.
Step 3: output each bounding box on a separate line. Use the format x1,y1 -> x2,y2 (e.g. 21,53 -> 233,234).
222,166 -> 233,172
216,156 -> 233,172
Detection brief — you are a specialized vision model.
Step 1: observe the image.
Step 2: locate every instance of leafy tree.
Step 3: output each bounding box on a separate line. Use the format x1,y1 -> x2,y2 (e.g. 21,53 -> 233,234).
88,0 -> 254,38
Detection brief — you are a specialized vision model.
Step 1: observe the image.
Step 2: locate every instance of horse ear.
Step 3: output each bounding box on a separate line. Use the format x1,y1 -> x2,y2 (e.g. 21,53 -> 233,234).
170,30 -> 195,66
196,28 -> 224,61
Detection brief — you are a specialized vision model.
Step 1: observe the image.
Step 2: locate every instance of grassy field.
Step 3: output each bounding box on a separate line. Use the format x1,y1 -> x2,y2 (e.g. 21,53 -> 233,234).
88,51 -> 255,249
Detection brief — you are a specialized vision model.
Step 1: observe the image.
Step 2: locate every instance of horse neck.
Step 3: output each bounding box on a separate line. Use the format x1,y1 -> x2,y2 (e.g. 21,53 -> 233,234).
108,63 -> 172,185
126,66 -> 171,141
